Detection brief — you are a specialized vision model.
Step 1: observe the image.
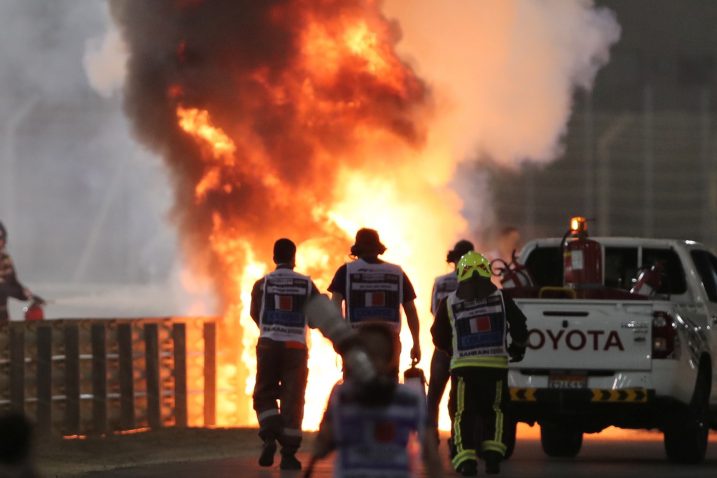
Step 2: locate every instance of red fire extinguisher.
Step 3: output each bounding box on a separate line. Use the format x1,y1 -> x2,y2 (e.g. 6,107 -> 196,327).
562,217 -> 602,288
24,296 -> 45,321
403,359 -> 426,398
491,250 -> 534,290
630,261 -> 664,297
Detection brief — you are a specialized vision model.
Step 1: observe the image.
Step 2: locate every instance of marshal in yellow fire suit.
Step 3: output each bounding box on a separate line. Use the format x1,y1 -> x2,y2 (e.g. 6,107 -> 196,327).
431,252 -> 528,475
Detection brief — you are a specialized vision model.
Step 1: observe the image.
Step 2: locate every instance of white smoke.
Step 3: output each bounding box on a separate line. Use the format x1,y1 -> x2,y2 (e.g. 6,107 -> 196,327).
0,0 -> 619,318
383,0 -> 620,164
382,0 -> 620,238
83,21 -> 127,98
0,0 -> 182,319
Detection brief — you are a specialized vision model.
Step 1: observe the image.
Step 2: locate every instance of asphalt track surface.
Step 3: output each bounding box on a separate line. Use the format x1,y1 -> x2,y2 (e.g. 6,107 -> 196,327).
80,433 -> 717,478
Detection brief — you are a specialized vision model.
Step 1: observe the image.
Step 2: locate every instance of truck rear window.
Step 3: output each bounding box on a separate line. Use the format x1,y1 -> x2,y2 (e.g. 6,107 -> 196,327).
604,247 -> 638,289
690,250 -> 717,302
524,246 -> 687,295
524,247 -> 562,287
642,248 -> 687,295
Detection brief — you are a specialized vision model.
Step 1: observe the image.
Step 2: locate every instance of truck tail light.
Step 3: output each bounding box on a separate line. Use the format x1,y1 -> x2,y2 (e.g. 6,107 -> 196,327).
652,311 -> 676,359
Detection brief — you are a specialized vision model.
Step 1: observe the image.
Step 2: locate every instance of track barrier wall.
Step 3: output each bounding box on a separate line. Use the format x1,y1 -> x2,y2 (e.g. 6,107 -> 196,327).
0,318 -> 217,435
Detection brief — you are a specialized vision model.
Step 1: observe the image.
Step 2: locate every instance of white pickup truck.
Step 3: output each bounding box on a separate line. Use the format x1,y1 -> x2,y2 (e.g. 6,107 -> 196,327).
505,237 -> 717,463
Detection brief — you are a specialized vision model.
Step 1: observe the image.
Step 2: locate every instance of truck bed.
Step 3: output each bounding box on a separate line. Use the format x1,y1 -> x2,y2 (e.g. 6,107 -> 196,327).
513,299 -> 662,372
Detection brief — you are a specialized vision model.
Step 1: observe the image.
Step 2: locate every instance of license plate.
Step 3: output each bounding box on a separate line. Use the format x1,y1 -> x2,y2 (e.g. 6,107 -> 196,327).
548,372 -> 588,389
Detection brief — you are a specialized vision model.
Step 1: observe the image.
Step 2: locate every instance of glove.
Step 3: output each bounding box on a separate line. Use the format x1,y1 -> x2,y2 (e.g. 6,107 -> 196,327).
508,343 -> 525,363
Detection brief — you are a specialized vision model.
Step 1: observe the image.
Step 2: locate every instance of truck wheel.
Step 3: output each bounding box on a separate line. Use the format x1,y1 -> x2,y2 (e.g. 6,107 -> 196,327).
540,423 -> 583,458
663,374 -> 709,464
503,418 -> 517,460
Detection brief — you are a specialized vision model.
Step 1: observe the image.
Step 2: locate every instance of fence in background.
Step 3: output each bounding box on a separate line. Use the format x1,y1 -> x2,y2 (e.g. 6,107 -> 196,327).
491,88 -> 716,250
0,318 -> 217,435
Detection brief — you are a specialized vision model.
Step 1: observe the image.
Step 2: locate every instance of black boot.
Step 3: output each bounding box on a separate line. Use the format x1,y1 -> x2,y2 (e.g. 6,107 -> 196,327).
258,440 -> 276,467
484,450 -> 502,474
280,452 -> 302,470
458,460 -> 477,476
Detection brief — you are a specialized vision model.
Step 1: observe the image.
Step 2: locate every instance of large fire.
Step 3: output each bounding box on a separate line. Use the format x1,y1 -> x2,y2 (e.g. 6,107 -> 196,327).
176,105 -> 462,429
164,2 -> 465,429
107,0 -> 623,436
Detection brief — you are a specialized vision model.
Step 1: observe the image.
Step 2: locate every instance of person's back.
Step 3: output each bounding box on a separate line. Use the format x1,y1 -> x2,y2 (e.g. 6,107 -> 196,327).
328,228 -> 422,371
431,252 -> 528,475
310,323 -> 441,478
344,256 -> 404,328
249,238 -> 318,470
426,240 -> 474,444
431,271 -> 457,316
327,380 -> 425,477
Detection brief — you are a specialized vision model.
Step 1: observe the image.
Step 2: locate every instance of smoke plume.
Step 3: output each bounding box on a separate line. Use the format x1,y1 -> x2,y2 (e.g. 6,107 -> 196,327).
0,0 -> 178,316
109,0 -> 435,303
109,0 -> 620,426
382,1 -> 620,236
384,0 -> 621,165
83,20 -> 128,98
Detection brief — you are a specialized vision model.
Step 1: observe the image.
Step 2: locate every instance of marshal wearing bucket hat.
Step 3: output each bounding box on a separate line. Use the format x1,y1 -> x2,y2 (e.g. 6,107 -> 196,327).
328,228 -> 422,373
349,228 -> 387,257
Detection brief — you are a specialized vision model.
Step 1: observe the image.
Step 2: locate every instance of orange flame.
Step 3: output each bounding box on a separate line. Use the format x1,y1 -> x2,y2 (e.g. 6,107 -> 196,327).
177,107 -> 236,158
171,5 -> 465,431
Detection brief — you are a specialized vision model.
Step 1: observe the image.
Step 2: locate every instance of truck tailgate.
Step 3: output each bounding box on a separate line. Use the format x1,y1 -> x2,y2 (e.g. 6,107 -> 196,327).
515,299 -> 654,371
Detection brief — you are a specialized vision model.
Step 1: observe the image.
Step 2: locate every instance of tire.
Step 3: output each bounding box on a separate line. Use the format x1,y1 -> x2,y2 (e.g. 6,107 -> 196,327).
540,422 -> 583,458
663,372 -> 710,464
503,418 -> 517,460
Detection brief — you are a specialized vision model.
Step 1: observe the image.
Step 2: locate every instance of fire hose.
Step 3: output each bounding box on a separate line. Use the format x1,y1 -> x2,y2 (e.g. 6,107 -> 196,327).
303,294 -> 376,385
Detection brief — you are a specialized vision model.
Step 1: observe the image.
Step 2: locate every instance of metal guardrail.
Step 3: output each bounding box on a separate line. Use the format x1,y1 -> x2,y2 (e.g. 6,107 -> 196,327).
0,318 -> 217,435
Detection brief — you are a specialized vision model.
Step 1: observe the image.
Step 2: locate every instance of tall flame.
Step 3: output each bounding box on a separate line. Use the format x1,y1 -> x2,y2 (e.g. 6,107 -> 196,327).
109,0 -> 469,428
110,0 -> 618,432
171,19 -> 464,425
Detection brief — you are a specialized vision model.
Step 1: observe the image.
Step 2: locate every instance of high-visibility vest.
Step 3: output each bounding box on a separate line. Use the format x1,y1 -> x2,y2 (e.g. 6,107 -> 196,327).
431,271 -> 458,315
259,268 -> 312,344
447,290 -> 509,369
329,381 -> 425,478
345,259 -> 404,330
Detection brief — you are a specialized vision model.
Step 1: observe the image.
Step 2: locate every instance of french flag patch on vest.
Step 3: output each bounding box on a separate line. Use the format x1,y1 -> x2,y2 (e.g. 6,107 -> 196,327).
469,316 -> 492,333
275,295 -> 294,311
365,291 -> 386,307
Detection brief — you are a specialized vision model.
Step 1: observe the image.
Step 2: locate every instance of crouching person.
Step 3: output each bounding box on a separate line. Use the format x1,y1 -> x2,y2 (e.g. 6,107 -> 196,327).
308,323 -> 442,478
250,238 -> 319,470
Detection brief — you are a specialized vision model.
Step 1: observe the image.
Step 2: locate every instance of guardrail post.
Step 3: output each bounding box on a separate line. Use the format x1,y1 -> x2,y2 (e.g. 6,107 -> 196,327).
91,323 -> 107,434
9,326 -> 24,412
172,323 -> 187,427
144,323 -> 161,429
36,325 -> 52,434
203,322 -> 216,427
64,324 -> 80,435
118,323 -> 135,429
6,318 -> 218,432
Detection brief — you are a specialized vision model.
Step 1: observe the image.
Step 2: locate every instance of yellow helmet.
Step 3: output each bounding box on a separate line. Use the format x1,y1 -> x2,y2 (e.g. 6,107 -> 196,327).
456,251 -> 492,282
